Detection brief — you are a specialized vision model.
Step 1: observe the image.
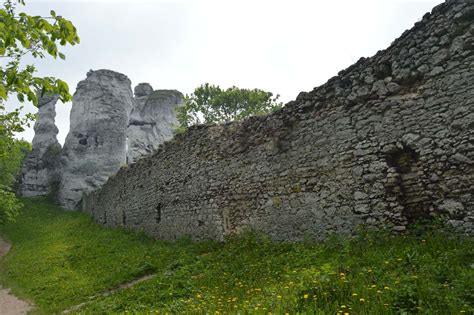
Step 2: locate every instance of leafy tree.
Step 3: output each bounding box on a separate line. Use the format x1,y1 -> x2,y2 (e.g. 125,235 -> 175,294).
0,111 -> 30,189
0,136 -> 30,225
177,83 -> 282,129
0,105 -> 31,224
1,0 -> 79,104
0,0 -> 79,223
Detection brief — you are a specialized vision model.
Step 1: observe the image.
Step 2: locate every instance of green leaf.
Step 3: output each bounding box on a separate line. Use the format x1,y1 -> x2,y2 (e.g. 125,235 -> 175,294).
0,84 -> 7,99
16,93 -> 24,102
20,38 -> 30,48
26,90 -> 37,103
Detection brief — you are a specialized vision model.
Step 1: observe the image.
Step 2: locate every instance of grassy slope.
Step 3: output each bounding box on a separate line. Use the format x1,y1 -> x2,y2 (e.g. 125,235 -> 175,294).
0,198 -> 472,314
0,198 -> 213,314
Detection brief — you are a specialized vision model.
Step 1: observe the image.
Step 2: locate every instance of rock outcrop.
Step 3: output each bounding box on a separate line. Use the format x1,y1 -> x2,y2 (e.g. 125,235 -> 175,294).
20,71 -> 184,206
58,69 -> 134,209
19,94 -> 61,197
83,0 -> 474,241
127,84 -> 182,163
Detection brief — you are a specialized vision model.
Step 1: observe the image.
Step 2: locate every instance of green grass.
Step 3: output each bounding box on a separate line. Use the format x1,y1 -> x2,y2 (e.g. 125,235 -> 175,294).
0,198 -> 473,314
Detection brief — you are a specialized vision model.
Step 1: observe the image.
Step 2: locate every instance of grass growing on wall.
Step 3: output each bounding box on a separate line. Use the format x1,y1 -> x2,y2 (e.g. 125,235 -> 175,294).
0,198 -> 473,314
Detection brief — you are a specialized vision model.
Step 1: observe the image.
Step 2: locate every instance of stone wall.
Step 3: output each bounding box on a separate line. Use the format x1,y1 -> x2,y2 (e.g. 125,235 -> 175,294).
83,0 -> 474,241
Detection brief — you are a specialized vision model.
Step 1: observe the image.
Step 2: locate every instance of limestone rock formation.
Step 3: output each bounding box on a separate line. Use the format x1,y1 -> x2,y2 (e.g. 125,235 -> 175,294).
134,82 -> 153,97
19,94 -> 61,197
58,69 -> 133,209
127,84 -> 183,163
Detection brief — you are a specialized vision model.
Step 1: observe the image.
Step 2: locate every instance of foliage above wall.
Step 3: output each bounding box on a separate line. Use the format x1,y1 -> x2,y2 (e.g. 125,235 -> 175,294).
176,83 -> 282,130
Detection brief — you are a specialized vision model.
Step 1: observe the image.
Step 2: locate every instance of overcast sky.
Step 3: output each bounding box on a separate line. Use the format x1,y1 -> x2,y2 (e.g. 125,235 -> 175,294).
7,0 -> 442,144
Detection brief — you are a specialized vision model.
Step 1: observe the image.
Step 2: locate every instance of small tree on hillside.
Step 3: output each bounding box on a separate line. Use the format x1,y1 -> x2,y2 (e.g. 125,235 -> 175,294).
176,83 -> 282,130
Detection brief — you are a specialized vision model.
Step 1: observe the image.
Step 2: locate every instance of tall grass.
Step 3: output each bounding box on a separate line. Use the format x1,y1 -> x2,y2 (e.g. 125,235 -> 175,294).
0,198 -> 472,314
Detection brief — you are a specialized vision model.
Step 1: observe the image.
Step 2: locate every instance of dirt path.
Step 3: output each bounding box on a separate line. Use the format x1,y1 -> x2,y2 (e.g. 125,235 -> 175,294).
0,238 -> 32,315
1,237 -> 155,314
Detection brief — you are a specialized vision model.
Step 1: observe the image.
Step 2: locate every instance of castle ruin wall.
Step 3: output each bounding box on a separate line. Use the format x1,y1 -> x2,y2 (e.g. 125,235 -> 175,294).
83,0 -> 474,240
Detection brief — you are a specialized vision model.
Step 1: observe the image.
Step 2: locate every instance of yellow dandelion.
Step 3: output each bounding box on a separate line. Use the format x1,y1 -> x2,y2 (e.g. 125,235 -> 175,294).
304,294 -> 309,299
277,295 -> 282,299
384,286 -> 390,290
341,305 -> 347,308
352,293 -> 357,296
359,298 -> 365,302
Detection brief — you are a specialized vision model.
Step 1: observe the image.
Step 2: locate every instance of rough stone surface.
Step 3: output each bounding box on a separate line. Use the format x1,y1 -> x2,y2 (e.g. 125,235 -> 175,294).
127,86 -> 183,163
58,70 -> 133,209
19,94 -> 61,197
134,83 -> 153,97
83,0 -> 474,241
